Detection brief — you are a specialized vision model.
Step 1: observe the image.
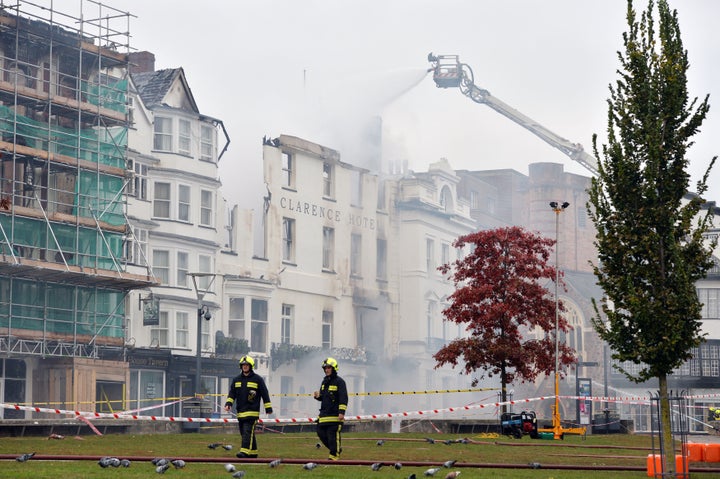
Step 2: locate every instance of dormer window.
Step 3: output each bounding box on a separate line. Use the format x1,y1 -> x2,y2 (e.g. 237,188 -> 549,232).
439,185 -> 453,213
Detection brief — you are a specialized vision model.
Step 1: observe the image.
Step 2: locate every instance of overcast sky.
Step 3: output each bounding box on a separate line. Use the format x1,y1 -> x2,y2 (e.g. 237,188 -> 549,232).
118,0 -> 720,206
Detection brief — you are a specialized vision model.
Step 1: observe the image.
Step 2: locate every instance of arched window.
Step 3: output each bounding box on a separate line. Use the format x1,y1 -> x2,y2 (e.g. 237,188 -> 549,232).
439,185 -> 454,213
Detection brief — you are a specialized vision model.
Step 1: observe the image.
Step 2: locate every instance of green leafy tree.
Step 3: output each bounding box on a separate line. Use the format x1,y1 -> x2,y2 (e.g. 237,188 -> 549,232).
589,0 -> 716,472
435,226 -> 576,412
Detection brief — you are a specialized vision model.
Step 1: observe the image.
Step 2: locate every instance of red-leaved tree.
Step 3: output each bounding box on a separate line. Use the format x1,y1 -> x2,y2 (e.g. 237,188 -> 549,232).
435,226 -> 576,411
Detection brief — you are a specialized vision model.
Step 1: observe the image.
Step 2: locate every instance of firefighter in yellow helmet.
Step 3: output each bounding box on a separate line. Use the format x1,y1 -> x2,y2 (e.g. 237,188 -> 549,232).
313,357 -> 348,460
224,355 -> 272,458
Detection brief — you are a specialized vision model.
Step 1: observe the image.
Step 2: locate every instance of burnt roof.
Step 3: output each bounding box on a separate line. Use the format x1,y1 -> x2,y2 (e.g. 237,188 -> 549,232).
132,68 -> 180,107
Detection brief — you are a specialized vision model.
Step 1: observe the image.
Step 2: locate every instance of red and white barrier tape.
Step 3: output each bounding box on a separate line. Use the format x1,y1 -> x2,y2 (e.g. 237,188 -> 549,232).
0,396 -> 548,425
5,392 -> 719,425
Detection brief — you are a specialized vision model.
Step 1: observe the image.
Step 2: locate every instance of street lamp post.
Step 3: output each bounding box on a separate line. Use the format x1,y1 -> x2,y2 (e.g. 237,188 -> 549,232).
549,201 -> 569,439
189,273 -> 217,396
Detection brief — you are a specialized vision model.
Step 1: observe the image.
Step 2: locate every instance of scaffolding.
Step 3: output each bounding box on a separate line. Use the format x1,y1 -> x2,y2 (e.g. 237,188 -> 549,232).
0,0 -> 155,359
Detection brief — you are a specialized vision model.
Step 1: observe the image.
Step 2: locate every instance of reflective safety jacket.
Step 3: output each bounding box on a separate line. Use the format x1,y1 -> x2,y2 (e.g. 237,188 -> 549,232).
315,371 -> 348,423
225,371 -> 272,419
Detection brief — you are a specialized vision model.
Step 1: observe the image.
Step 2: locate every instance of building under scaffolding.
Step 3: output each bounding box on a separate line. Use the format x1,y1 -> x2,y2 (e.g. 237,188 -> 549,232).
0,1 -> 155,415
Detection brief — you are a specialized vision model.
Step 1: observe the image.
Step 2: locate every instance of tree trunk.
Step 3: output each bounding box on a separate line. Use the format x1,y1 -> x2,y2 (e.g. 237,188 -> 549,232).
501,364 -> 507,414
658,375 -> 675,476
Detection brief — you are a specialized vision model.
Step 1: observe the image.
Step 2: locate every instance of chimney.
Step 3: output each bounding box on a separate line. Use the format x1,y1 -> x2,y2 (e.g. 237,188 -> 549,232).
129,51 -> 155,74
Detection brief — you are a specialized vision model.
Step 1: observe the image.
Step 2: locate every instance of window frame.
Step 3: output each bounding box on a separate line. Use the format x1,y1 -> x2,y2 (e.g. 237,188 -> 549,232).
178,184 -> 191,222
153,116 -> 173,152
282,217 -> 296,263
200,124 -> 216,162
200,189 -> 214,227
153,182 -> 171,219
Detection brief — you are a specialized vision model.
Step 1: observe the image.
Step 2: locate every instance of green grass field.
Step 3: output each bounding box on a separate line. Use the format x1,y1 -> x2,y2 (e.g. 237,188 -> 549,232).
1,430 -> 719,479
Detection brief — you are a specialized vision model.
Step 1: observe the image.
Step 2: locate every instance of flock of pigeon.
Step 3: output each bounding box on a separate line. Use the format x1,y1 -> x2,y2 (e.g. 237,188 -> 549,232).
369,458 -> 460,479
13,437 -> 470,478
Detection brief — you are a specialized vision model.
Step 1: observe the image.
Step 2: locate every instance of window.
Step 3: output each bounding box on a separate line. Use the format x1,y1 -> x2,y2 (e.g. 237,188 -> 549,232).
176,311 -> 189,348
200,189 -> 214,226
201,313 -> 210,352
132,161 -> 148,200
251,299 -> 268,353
322,227 -> 334,271
153,117 -> 172,151
198,255 -> 213,291
456,246 -> 465,262
376,238 -> 387,280
439,185 -> 453,212
281,152 -> 294,188
351,233 -> 362,277
426,238 -> 435,273
426,300 -> 437,343
441,243 -> 450,267
228,297 -> 245,339
152,249 -> 170,284
322,162 -> 334,198
178,184 -> 191,222
126,226 -> 148,265
698,289 -> 720,319
350,169 -> 362,206
322,310 -> 333,349
151,311 -> 169,347
282,218 -> 295,262
281,304 -> 293,344
470,190 -> 480,209
1,358 -> 26,419
200,124 -> 216,161
178,119 -> 191,155
177,251 -> 188,287
153,182 -> 171,218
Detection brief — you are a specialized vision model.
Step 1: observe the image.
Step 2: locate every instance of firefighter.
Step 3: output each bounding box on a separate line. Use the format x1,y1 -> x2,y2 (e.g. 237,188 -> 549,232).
313,357 -> 348,460
224,355 -> 272,458
710,406 -> 720,422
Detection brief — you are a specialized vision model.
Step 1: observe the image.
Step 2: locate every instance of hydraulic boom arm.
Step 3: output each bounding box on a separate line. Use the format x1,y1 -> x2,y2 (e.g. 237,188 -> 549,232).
427,53 -> 598,176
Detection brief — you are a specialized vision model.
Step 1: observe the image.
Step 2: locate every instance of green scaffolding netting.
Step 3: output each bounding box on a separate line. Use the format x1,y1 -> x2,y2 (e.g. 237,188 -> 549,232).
0,277 -> 125,339
0,102 -> 127,169
0,215 -> 123,269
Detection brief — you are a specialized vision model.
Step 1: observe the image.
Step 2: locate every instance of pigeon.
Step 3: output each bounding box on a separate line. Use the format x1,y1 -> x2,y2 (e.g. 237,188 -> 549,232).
528,462 -> 542,469
407,475 -> 417,479
424,467 -> 441,476
155,463 -> 170,474
458,438 -> 470,444
394,462 -> 403,470
225,463 -> 237,472
223,444 -> 233,450
376,439 -> 385,446
303,462 -> 318,470
425,437 -> 435,444
231,472 -> 246,479
208,442 -> 221,449
109,457 -> 121,467
119,459 -> 131,467
315,442 -> 322,449
16,452 -> 35,462
269,459 -> 282,468
171,459 -> 186,469
444,472 -> 461,479
443,440 -> 454,445
151,458 -> 168,466
98,456 -> 113,468
371,462 -> 383,471
443,460 -> 457,468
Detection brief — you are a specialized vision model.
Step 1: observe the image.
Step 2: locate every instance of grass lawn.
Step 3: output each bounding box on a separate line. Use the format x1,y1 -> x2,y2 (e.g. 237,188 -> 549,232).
1,429 -> 719,478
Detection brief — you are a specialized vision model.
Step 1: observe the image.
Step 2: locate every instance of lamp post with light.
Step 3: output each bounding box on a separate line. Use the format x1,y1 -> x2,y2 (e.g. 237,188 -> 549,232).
189,272 -> 217,396
549,201 -> 569,439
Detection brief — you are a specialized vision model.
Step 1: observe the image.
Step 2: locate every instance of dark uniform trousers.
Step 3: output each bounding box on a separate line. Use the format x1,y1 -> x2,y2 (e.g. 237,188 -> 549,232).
317,421 -> 342,459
